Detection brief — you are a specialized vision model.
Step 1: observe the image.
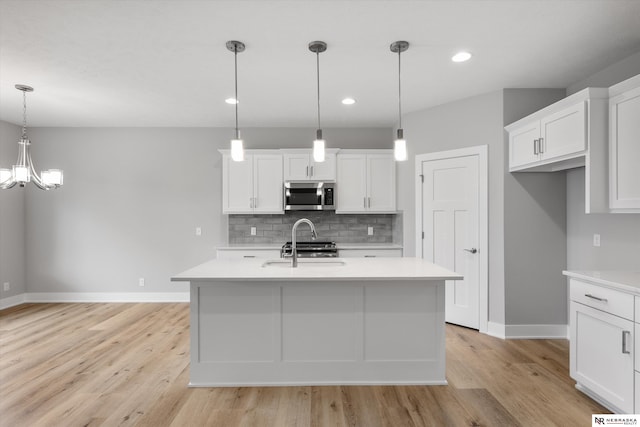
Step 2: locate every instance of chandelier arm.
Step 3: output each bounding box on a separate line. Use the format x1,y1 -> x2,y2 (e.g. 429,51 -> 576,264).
27,152 -> 51,190
1,180 -> 18,190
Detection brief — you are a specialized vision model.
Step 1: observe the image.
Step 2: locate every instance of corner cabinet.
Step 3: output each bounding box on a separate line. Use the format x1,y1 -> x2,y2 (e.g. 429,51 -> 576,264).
221,151 -> 284,214
282,149 -> 338,181
336,150 -> 396,213
505,87 -> 610,213
564,271 -> 638,414
609,74 -> 640,213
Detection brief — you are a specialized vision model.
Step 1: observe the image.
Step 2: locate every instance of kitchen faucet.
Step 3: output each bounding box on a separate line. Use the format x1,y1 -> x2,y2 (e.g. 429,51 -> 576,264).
291,218 -> 318,267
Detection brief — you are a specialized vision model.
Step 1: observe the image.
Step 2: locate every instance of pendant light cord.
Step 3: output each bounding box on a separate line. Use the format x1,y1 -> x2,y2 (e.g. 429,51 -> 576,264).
397,49 -> 402,130
234,45 -> 239,140
316,51 -> 321,131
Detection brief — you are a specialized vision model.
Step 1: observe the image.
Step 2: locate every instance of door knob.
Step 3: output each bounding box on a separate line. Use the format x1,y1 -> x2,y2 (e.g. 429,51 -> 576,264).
463,248 -> 478,254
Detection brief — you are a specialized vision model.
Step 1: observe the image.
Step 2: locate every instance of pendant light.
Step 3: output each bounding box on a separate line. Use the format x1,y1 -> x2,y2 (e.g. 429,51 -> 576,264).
226,40 -> 245,162
309,41 -> 327,163
1,84 -> 63,190
390,41 -> 409,162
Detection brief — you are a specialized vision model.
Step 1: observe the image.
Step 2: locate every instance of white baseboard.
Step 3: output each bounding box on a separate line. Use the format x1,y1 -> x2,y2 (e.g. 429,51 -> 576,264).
1,292 -> 189,309
505,324 -> 568,339
485,322 -> 568,339
0,293 -> 27,310
486,321 -> 506,339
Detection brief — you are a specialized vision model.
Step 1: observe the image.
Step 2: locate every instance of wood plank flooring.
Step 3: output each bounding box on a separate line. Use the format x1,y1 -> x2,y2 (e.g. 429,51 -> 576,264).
0,303 -> 607,426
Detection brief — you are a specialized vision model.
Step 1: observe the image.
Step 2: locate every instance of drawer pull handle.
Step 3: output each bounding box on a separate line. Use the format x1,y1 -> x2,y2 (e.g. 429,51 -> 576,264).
243,255 -> 256,258
364,255 -> 376,258
622,330 -> 631,354
584,293 -> 608,302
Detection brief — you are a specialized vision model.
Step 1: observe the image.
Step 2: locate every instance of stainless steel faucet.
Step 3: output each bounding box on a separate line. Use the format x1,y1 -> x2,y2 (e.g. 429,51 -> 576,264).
291,218 -> 318,267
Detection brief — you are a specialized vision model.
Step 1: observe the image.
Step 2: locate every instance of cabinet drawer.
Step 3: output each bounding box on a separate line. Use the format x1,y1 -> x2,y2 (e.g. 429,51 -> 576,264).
216,249 -> 280,259
338,249 -> 402,258
636,296 -> 640,322
569,279 -> 634,320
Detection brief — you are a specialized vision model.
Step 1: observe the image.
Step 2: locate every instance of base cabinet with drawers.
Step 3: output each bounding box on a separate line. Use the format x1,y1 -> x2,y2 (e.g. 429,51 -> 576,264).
565,272 -> 638,414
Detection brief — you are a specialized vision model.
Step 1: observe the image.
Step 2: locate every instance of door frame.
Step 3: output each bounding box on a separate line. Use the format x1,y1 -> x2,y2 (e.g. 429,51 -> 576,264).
415,145 -> 489,334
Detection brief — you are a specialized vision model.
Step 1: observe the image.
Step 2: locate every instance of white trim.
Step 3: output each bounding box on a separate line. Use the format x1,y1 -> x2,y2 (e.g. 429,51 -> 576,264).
486,321 -> 506,339
504,324 -> 569,339
415,145 -> 489,334
0,293 -> 28,310
485,322 -> 568,340
1,292 -> 190,308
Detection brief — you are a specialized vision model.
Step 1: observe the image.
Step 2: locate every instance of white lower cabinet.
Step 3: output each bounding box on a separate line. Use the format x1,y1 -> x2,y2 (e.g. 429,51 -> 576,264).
569,278 -> 635,413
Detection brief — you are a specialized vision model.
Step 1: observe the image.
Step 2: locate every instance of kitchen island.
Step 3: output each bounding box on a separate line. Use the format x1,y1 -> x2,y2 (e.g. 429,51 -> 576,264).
171,257 -> 462,387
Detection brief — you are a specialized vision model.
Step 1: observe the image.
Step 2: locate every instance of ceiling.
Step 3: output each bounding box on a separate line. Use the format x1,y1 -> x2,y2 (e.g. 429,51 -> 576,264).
1,0 -> 639,128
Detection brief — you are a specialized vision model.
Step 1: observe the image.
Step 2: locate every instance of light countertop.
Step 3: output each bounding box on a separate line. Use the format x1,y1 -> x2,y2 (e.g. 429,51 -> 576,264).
563,270 -> 640,295
173,257 -> 461,282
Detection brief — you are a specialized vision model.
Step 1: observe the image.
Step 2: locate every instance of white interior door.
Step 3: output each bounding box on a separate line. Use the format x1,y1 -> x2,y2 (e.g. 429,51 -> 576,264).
418,148 -> 486,330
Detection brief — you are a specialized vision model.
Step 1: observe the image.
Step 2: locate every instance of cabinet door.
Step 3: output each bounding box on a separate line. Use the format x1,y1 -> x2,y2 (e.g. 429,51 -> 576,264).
310,152 -> 336,181
336,154 -> 367,212
222,155 -> 254,213
509,121 -> 540,170
570,301 -> 634,413
254,155 -> 284,213
540,101 -> 586,160
610,86 -> 640,210
367,154 -> 396,212
283,153 -> 311,180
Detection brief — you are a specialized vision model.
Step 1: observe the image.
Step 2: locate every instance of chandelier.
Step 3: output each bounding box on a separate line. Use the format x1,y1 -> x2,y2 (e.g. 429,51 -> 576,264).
1,84 -> 63,190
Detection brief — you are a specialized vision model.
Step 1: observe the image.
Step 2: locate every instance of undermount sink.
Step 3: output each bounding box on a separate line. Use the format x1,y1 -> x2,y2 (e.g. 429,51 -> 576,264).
261,258 -> 347,268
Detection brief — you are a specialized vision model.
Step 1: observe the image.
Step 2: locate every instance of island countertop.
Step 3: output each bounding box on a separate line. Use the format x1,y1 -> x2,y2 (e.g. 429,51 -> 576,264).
172,257 -> 462,282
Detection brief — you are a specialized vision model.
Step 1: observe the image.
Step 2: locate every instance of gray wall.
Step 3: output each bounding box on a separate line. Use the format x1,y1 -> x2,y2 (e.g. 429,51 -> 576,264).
0,121 -> 26,299
399,88 -> 567,326
399,90 -> 506,324
503,90 -> 568,325
566,51 -> 640,270
22,127 -> 391,294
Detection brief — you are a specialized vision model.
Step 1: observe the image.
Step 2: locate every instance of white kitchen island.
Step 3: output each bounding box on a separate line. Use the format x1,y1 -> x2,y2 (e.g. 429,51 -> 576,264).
171,257 -> 462,387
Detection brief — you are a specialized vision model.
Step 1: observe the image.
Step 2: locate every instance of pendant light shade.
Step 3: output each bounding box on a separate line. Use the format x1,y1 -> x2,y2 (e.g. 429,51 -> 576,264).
309,41 -> 327,163
1,84 -> 64,190
227,40 -> 245,162
390,41 -> 409,162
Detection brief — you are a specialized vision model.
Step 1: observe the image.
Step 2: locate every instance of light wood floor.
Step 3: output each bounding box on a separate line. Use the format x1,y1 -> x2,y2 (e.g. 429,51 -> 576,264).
0,303 -> 606,426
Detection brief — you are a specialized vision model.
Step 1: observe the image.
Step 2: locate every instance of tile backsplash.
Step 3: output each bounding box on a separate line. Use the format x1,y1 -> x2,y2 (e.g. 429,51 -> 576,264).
229,211 -> 400,244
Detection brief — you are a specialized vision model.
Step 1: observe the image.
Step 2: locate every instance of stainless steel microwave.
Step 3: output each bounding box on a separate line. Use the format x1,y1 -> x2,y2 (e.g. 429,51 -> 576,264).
284,182 -> 335,211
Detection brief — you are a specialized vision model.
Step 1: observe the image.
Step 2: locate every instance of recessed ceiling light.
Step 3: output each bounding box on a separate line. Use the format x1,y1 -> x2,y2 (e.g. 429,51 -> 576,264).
452,51 -> 472,63
225,98 -> 238,104
342,97 -> 356,105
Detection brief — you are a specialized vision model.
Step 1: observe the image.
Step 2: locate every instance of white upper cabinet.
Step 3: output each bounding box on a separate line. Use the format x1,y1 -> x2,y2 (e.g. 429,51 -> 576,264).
506,88 -> 608,173
505,87 -> 610,213
222,151 -> 283,214
336,150 -> 396,213
282,149 -> 337,181
609,75 -> 640,213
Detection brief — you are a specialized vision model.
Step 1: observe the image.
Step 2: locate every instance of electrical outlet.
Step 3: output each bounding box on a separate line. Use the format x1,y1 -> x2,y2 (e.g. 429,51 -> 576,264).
250,226 -> 257,236
195,227 -> 202,236
368,226 -> 374,236
3,282 -> 9,291
593,234 -> 601,247
139,278 -> 145,287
